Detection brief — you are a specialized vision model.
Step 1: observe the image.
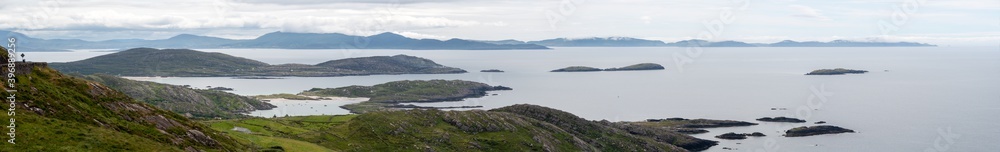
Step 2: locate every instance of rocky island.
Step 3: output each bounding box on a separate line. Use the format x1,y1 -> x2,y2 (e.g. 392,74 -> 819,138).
715,132 -> 765,140
51,48 -> 467,77
480,69 -> 504,72
552,63 -> 665,72
298,80 -> 512,113
784,125 -> 856,137
806,68 -> 868,75
604,63 -> 666,71
551,66 -> 603,72
756,117 -> 807,123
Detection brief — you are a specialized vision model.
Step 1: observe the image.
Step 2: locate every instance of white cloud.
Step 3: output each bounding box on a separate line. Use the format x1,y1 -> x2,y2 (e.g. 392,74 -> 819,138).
788,4 -> 831,21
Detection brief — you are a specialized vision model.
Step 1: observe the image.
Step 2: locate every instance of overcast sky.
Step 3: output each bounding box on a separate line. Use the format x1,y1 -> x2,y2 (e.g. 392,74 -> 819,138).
0,0 -> 997,46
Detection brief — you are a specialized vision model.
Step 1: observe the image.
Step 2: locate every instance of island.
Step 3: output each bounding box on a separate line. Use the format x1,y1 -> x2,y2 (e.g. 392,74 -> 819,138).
806,68 -> 868,75
480,69 -> 505,72
784,125 -> 856,137
297,80 -> 512,113
756,117 -> 807,123
552,63 -> 665,72
51,48 -> 468,77
551,66 -> 603,72
714,132 -> 765,140
604,63 -> 666,71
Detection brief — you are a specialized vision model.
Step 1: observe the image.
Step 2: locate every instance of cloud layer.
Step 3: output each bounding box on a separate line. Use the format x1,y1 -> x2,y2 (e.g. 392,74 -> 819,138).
0,0 -> 996,46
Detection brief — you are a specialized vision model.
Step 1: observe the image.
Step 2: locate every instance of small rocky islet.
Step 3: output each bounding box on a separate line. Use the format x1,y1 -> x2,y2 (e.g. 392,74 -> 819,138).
756,117 -> 807,123
551,63 -> 665,72
480,69 -> 505,72
715,132 -> 766,140
784,125 -> 856,137
806,68 -> 868,75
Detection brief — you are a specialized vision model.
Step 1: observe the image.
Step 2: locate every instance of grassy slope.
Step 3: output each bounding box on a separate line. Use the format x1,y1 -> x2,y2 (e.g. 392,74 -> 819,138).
76,74 -> 275,119
206,105 -> 711,152
0,47 -> 251,151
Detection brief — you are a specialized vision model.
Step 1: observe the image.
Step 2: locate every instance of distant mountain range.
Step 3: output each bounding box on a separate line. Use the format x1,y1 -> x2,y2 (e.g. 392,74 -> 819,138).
0,30 -> 549,51
2,30 -> 934,51
481,37 -> 935,47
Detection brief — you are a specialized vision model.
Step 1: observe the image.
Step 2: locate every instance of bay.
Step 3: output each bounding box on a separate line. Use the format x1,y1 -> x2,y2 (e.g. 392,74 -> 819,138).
32,47 -> 1000,152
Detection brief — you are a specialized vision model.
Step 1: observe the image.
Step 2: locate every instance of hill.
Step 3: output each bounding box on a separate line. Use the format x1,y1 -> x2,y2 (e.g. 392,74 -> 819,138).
50,48 -> 467,77
206,104 -> 715,151
50,48 -> 268,76
0,47 -> 252,151
76,74 -> 276,119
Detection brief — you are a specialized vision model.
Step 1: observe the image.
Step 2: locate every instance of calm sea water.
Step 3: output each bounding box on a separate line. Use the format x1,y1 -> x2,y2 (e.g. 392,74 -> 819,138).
33,47 -> 1000,152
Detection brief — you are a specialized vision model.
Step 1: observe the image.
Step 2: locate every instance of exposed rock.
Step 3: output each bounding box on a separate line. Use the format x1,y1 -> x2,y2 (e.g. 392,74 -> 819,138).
815,121 -> 827,124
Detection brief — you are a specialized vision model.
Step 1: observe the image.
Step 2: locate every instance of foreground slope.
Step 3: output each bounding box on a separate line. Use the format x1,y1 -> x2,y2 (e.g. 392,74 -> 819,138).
208,104 -> 714,151
0,47 -> 250,151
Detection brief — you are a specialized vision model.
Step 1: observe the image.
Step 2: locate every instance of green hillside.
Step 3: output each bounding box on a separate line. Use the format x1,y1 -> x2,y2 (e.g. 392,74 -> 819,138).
207,104 -> 714,152
0,47 -> 252,151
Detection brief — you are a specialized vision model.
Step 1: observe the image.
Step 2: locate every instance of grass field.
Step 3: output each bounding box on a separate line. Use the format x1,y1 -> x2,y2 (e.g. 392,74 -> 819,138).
204,115 -> 357,152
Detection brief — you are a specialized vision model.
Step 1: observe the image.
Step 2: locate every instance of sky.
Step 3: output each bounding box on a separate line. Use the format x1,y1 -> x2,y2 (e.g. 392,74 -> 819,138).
0,0 -> 997,46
